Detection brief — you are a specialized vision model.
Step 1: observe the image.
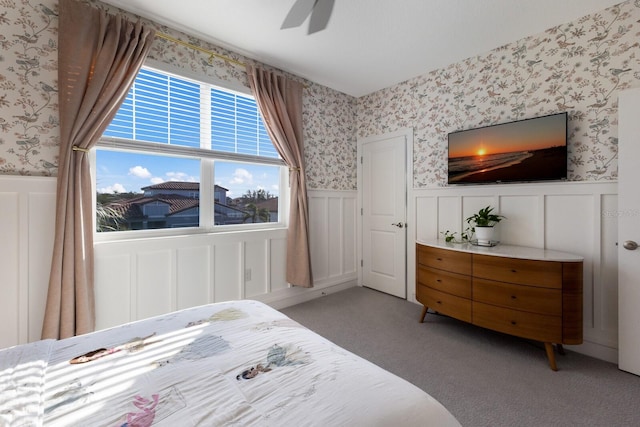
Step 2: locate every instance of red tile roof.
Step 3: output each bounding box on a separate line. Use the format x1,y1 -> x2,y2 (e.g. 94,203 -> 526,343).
142,182 -> 199,191
141,181 -> 229,192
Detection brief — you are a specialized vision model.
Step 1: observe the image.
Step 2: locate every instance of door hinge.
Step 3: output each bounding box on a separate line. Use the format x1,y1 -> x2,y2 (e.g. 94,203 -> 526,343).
361,208 -> 363,215
361,259 -> 363,267
360,156 -> 363,164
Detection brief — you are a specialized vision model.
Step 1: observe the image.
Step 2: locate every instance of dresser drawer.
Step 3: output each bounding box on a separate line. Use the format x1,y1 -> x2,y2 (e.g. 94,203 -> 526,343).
472,302 -> 562,342
473,278 -> 561,315
417,284 -> 471,323
472,254 -> 562,289
417,265 -> 471,298
417,244 -> 472,275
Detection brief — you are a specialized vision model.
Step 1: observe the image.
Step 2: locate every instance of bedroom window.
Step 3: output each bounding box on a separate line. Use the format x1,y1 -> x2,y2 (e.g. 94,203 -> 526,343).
95,66 -> 285,234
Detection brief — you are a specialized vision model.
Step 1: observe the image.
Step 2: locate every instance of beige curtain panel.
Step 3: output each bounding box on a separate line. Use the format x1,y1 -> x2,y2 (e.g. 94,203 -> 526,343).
246,64 -> 313,288
42,0 -> 155,339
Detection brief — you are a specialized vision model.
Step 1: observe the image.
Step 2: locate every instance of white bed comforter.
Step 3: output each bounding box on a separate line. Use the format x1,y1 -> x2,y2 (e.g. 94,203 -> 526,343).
1,300 -> 460,426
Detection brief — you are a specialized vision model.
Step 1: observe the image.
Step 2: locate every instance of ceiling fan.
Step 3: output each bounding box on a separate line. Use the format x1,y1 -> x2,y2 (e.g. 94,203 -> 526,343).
281,0 -> 335,34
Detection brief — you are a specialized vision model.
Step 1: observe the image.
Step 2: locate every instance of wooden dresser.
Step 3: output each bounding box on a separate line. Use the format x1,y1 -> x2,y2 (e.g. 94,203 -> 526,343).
416,240 -> 583,371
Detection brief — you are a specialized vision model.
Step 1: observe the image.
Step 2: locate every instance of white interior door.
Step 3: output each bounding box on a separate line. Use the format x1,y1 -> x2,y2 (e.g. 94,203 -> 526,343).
361,134 -> 407,298
618,87 -> 640,376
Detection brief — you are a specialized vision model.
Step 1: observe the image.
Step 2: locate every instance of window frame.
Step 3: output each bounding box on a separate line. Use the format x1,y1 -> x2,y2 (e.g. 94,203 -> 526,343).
92,61 -> 289,241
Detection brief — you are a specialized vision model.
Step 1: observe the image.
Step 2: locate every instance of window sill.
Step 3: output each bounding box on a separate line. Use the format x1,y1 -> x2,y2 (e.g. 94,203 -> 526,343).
94,223 -> 288,244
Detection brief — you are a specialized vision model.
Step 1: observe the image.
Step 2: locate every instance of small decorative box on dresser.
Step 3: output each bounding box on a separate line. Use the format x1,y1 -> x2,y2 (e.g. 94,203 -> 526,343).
416,240 -> 583,371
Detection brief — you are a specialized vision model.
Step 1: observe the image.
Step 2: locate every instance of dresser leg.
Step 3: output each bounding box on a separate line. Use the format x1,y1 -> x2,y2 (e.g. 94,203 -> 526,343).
556,344 -> 566,355
544,342 -> 558,371
419,306 -> 428,323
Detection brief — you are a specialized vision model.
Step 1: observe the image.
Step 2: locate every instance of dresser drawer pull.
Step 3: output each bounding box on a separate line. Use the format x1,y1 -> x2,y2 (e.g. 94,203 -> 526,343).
436,300 -> 442,304
436,279 -> 442,283
436,258 -> 443,261
511,295 -> 517,300
511,320 -> 517,325
511,269 -> 517,273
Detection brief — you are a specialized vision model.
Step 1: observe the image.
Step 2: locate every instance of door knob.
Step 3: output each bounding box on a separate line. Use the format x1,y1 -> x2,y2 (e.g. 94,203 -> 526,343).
391,222 -> 404,228
623,240 -> 638,250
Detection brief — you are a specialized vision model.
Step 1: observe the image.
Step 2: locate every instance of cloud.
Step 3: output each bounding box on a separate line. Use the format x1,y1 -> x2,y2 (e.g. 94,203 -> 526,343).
229,168 -> 253,185
165,171 -> 197,182
129,165 -> 152,179
150,177 -> 164,184
98,183 -> 127,194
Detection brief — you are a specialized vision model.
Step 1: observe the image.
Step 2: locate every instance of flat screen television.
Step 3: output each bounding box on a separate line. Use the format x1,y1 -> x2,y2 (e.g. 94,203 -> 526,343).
447,112 -> 568,185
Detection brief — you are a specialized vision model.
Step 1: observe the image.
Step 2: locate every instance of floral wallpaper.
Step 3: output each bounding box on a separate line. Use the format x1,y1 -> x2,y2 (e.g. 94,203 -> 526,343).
2,0 -> 639,189
0,0 -> 59,176
303,84 -> 357,189
359,0 -> 640,187
0,0 -> 357,190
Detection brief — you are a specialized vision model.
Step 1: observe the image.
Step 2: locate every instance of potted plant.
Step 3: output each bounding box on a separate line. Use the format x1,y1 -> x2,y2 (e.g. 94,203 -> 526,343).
465,206 -> 505,245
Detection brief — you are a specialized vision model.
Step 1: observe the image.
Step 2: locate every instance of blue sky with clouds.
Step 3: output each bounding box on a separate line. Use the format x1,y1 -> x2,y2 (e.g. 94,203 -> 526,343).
96,150 -> 279,199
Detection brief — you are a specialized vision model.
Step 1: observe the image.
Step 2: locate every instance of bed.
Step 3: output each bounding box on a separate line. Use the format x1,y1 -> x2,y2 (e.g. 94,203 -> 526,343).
1,300 -> 460,426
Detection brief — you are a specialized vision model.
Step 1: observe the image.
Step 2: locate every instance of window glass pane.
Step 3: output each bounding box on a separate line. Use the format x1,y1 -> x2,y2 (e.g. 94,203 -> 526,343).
96,149 -> 200,232
99,66 -> 283,234
213,161 -> 279,225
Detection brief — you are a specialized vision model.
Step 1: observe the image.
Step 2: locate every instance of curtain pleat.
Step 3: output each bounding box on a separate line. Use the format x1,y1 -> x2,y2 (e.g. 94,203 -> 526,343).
246,65 -> 313,288
42,0 -> 155,339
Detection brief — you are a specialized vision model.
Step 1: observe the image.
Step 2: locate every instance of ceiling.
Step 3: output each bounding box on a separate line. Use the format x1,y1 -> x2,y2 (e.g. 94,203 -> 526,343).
100,0 -> 624,97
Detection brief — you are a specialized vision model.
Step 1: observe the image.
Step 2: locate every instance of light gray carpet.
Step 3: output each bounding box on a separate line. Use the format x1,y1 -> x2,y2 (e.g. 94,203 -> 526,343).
281,286 -> 640,427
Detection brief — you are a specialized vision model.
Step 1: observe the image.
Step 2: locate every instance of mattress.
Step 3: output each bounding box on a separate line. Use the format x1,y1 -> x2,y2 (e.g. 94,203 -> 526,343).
0,300 -> 460,426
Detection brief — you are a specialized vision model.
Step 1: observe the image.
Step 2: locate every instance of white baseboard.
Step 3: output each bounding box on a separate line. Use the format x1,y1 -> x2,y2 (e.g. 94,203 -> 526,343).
256,280 -> 358,310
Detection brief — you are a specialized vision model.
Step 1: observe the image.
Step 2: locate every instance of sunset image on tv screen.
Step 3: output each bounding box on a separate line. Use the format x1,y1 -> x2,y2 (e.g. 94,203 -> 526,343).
448,113 -> 567,184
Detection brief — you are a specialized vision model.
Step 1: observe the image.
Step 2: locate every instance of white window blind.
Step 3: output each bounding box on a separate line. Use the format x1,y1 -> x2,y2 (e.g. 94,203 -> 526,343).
104,67 -> 279,159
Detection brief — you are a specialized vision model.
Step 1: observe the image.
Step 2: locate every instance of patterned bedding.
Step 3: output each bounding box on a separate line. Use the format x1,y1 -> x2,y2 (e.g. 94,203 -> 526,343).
1,300 -> 460,426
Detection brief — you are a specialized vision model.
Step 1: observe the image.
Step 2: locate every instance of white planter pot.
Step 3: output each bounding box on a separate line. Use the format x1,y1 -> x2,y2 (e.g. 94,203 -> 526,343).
474,226 -> 494,245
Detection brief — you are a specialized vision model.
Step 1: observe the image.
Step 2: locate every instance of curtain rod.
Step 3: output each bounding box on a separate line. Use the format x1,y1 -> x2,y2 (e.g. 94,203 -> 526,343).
154,32 -> 308,89
155,32 -> 245,68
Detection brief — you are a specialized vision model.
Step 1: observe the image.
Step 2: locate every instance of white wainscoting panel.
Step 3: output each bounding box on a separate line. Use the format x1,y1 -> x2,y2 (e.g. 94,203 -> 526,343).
409,181 -> 618,362
500,195 -> 541,247
0,191 -> 20,348
214,242 -> 242,302
245,240 -> 268,298
308,190 -> 358,286
176,246 -> 210,310
0,176 -> 56,348
600,194 -> 619,335
94,231 -> 284,330
136,249 -> 173,320
309,196 -> 329,280
27,191 -> 57,343
270,238 -> 288,293
94,253 -> 132,329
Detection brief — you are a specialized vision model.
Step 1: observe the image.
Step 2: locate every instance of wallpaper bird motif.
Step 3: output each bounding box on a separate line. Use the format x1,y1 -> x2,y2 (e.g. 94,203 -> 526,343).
0,0 -> 639,190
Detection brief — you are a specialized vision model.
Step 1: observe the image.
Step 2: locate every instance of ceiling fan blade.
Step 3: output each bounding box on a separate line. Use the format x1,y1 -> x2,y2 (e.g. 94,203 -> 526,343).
308,0 -> 334,34
281,0 -> 317,29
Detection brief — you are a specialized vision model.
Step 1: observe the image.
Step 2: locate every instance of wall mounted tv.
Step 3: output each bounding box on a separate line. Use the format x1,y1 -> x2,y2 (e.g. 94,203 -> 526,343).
447,112 -> 568,185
